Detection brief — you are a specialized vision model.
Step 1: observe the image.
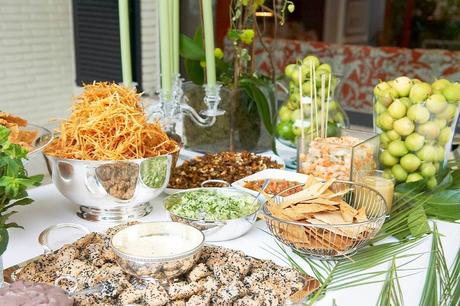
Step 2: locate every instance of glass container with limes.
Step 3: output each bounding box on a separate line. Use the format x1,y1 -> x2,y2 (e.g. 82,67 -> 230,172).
374,77 -> 460,189
275,55 -> 349,149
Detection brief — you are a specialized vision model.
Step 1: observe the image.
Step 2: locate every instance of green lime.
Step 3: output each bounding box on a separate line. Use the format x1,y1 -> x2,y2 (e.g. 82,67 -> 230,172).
276,121 -> 295,140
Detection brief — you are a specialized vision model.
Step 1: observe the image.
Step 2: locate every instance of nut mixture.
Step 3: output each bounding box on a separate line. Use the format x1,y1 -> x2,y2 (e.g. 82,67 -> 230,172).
15,223 -> 318,305
168,151 -> 283,189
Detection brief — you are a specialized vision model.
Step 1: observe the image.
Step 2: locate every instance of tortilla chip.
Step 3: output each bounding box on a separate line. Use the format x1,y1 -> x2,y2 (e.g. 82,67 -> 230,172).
290,203 -> 338,215
355,207 -> 368,222
339,202 -> 358,223
312,211 -> 350,225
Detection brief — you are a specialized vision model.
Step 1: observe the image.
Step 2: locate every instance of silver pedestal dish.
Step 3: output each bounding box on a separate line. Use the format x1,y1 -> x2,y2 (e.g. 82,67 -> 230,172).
44,154 -> 174,222
164,187 -> 259,241
110,222 -> 204,281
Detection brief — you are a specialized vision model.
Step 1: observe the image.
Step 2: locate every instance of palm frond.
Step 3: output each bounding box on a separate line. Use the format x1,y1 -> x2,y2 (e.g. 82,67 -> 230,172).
377,257 -> 405,306
272,239 -> 424,305
420,223 -> 451,306
448,249 -> 460,306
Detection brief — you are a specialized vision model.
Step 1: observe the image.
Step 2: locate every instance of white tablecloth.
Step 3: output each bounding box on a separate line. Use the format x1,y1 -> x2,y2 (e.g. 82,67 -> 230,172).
4,183 -> 460,306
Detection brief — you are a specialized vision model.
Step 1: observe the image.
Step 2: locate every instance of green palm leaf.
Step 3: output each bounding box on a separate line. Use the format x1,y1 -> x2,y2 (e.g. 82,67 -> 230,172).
377,257 -> 405,306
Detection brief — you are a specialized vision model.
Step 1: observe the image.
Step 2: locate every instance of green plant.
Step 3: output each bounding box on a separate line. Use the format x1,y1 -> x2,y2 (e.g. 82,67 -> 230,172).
0,126 -> 43,255
180,0 -> 294,145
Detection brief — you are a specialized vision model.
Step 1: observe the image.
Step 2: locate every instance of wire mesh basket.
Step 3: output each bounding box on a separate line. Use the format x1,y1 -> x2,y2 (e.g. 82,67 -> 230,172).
262,180 -> 387,260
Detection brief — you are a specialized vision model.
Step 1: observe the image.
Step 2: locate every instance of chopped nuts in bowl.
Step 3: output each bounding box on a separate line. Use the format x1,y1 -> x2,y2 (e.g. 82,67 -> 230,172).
166,151 -> 284,193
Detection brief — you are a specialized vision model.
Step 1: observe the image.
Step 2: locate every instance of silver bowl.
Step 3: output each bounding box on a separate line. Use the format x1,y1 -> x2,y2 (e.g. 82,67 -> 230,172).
110,222 -> 204,281
164,187 -> 259,241
44,153 -> 174,222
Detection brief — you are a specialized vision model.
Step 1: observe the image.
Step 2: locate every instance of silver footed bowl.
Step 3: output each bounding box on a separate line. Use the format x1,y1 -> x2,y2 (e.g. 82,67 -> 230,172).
110,222 -> 204,281
44,153 -> 174,222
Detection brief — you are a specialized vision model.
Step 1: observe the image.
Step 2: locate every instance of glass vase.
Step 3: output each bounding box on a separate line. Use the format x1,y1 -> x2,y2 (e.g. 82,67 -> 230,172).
297,129 -> 379,181
182,82 -> 273,153
275,77 -> 350,149
374,96 -> 460,186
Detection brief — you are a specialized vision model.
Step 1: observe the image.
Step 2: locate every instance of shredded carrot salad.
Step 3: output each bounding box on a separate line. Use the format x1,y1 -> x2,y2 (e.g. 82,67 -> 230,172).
44,82 -> 179,160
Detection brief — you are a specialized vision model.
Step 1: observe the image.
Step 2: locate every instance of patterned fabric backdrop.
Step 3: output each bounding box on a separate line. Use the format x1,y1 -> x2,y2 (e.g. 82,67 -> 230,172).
252,38 -> 460,113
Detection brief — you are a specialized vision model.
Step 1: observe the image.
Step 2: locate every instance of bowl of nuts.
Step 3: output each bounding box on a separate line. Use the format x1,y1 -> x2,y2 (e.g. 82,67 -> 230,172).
165,151 -> 284,194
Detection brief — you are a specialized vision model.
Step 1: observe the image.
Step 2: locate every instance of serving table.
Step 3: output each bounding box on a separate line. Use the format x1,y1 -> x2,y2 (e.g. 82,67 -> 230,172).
4,183 -> 460,306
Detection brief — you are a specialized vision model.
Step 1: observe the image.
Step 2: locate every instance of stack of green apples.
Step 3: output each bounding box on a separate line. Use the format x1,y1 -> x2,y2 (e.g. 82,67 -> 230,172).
374,77 -> 460,188
276,55 -> 348,146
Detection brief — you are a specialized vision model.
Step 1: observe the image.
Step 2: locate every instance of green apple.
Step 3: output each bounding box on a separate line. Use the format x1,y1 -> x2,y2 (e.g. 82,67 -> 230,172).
388,140 -> 408,157
406,173 -> 424,183
393,117 -> 415,136
426,94 -> 447,113
407,104 -> 430,124
380,150 -> 399,167
400,153 -> 421,172
392,164 -> 408,182
388,99 -> 407,119
405,133 -> 425,151
409,82 -> 432,103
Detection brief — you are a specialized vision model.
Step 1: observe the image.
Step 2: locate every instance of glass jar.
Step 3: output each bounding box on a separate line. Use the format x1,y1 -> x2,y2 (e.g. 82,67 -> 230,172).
182,82 -> 273,153
374,96 -> 460,186
275,76 -> 350,149
297,129 -> 379,181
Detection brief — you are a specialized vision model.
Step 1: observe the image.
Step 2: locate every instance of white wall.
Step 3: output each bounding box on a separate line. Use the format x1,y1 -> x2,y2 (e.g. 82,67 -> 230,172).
0,0 -> 75,125
0,0 -> 161,124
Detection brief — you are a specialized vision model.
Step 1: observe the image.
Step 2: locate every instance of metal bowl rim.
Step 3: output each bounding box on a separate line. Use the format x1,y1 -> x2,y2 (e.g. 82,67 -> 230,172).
110,221 -> 205,262
44,150 -> 178,164
163,187 -> 260,222
261,179 -> 387,228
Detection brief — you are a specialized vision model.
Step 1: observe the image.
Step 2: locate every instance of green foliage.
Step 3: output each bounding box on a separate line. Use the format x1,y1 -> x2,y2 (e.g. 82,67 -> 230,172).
420,224 -> 452,306
377,257 -> 405,306
0,125 -> 42,255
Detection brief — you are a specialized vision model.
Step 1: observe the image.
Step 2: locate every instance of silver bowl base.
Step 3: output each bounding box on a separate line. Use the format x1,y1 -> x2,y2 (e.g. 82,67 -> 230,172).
77,202 -> 153,223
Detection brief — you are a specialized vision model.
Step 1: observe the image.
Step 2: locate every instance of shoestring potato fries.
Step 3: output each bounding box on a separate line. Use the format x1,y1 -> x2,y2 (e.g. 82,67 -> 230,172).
44,82 -> 179,160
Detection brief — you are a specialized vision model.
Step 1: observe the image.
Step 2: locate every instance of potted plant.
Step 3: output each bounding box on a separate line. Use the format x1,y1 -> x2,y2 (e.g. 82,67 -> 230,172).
0,125 -> 43,286
180,0 -> 294,153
